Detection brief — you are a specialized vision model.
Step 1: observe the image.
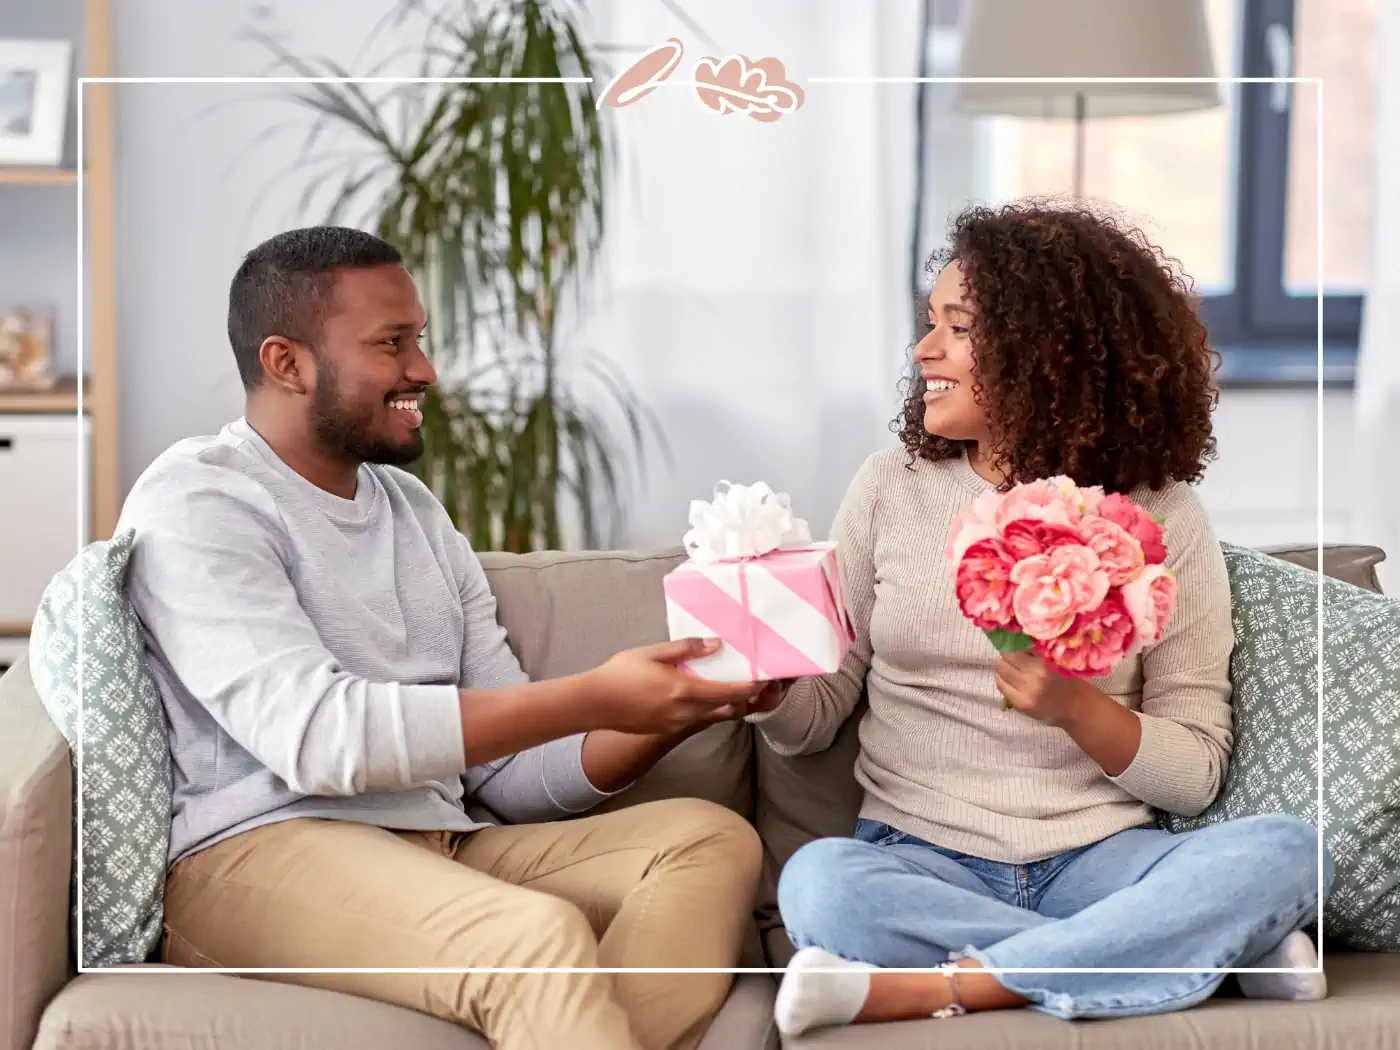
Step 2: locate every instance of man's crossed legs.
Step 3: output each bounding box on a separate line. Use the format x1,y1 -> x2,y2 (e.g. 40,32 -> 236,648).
162,798 -> 762,1050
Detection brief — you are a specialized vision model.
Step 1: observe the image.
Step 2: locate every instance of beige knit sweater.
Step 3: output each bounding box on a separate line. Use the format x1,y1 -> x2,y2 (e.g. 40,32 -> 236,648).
750,447 -> 1236,864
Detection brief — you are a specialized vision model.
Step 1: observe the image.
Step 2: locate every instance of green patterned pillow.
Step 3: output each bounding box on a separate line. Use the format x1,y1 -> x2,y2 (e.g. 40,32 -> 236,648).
28,529 -> 171,968
1162,543 -> 1400,951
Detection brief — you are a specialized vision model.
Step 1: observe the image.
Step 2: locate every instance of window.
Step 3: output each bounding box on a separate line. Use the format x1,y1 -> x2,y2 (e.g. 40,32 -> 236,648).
913,0 -> 1376,384
1204,0 -> 1374,382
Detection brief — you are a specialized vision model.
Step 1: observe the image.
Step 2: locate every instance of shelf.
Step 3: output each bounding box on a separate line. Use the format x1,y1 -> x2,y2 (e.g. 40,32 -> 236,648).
0,376 -> 86,414
0,167 -> 81,186
0,621 -> 30,639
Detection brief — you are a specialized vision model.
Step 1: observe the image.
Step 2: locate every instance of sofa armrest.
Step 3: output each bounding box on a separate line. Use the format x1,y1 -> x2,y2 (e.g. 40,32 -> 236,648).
0,654 -> 73,1050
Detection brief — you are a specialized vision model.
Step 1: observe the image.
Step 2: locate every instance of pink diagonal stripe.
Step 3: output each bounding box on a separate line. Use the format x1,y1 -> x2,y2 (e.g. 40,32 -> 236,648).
762,556 -> 837,621
665,570 -> 830,679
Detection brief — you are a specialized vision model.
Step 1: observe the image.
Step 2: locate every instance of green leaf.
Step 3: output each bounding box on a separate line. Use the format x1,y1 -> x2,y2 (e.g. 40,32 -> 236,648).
1150,513 -> 1166,525
985,628 -> 1035,653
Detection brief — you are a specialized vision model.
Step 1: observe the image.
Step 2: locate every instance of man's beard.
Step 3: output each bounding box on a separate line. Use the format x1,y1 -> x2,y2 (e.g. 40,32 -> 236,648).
309,359 -> 423,467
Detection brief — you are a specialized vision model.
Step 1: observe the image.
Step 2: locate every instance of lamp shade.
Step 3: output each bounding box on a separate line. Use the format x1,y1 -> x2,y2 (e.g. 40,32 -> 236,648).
951,0 -> 1220,118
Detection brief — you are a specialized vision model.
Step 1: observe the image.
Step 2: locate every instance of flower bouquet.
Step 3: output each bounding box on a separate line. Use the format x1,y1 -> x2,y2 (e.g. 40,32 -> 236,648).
945,478 -> 1176,704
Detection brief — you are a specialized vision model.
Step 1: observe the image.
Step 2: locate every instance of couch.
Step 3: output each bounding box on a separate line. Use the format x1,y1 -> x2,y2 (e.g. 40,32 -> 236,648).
2,540 -> 1397,1050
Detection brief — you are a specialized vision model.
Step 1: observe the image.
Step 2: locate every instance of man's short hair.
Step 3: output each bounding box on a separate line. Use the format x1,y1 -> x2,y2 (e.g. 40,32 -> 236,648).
227,226 -> 404,390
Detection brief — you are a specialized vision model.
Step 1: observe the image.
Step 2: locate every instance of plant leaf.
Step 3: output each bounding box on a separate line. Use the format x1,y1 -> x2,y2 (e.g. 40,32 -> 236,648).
255,0 -> 657,553
985,628 -> 1036,653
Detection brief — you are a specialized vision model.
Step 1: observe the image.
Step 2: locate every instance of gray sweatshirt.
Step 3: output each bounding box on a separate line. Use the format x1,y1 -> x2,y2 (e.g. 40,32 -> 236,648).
119,418 -> 611,867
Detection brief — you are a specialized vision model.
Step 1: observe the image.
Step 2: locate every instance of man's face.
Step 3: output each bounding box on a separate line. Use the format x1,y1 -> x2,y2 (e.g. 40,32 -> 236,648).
308,265 -> 436,466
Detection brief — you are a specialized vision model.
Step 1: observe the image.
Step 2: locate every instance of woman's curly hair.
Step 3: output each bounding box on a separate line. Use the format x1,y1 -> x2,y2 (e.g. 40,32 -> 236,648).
896,199 -> 1221,493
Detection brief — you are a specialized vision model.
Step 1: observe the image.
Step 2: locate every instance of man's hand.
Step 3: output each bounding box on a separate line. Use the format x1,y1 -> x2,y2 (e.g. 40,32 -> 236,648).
582,637 -> 762,735
994,650 -> 1095,726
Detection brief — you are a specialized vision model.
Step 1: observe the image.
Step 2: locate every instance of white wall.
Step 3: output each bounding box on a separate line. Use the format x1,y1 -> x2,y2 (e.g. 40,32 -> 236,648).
1201,389 -> 1358,549
105,1 -> 1377,568
110,0 -> 417,490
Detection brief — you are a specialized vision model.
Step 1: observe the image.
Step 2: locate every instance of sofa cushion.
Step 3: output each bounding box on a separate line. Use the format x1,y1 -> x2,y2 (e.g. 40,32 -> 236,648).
780,952 -> 1400,1049
1161,544 -> 1400,951
26,530 -> 171,969
478,548 -> 690,679
34,970 -> 778,1050
753,699 -> 866,967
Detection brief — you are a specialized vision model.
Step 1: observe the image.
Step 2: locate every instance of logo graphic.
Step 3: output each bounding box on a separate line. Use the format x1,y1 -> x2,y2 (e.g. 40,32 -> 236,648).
599,38 -> 804,122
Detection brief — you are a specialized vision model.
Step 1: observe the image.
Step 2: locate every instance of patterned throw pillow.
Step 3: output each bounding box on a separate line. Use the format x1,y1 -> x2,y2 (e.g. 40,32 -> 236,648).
28,529 -> 171,968
1162,543 -> 1400,951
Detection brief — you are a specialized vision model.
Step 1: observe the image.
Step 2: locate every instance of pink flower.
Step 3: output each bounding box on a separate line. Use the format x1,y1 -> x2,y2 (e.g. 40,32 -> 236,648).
1045,475 -> 1103,517
1001,518 -> 1086,561
1008,545 -> 1110,639
1097,493 -> 1167,565
1120,563 -> 1177,646
1034,590 -> 1137,678
994,480 -> 1080,530
944,490 -> 1004,564
1078,516 -> 1145,587
954,537 -> 1019,630
947,521 -> 1003,579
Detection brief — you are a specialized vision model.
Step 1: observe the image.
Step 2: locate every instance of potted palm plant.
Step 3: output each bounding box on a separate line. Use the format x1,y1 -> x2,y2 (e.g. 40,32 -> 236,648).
260,0 -> 664,552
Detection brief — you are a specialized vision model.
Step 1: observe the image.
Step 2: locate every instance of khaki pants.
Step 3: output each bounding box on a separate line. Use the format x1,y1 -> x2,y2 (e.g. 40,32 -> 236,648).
161,797 -> 763,1050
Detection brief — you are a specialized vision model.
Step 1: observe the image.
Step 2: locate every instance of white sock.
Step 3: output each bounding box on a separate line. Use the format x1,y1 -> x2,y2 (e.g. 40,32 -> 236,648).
774,947 -> 876,1037
1237,930 -> 1328,1002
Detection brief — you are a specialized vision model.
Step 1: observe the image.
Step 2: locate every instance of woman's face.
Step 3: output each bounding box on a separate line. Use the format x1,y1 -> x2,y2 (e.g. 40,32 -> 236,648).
914,260 -> 991,444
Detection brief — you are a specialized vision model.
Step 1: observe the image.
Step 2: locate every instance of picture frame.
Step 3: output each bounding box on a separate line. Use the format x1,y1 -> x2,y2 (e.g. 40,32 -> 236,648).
0,39 -> 73,168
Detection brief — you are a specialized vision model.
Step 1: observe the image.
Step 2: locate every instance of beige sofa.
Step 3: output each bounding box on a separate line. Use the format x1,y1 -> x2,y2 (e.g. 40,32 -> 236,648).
2,541 -> 1397,1050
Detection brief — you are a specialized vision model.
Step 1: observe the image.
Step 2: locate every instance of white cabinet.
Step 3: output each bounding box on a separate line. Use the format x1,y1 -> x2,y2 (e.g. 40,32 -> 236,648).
0,412 -> 91,626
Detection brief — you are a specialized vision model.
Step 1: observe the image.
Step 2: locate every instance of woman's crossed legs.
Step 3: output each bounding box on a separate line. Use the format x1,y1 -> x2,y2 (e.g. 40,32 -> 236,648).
774,814 -> 1330,1034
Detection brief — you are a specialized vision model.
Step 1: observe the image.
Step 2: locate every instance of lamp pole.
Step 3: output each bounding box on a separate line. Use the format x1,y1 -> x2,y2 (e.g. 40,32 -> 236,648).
1073,90 -> 1087,198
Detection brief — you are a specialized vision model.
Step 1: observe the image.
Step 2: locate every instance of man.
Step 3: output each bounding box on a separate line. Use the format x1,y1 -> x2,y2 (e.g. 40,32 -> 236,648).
118,226 -> 765,1050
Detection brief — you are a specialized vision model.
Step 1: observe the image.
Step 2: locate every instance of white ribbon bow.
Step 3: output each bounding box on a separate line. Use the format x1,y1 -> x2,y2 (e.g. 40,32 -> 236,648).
682,480 -> 813,563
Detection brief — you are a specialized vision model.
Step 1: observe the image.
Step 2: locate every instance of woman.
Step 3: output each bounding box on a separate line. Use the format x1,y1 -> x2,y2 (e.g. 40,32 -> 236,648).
746,201 -> 1331,1036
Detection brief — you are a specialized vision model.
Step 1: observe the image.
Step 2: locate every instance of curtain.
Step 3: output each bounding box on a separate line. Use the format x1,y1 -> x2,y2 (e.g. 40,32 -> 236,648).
581,0 -> 923,547
1353,0 -> 1400,593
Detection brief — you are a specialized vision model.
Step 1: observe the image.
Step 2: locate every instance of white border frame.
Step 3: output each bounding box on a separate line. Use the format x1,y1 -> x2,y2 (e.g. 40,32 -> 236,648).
0,39 -> 72,166
76,73 -> 1325,980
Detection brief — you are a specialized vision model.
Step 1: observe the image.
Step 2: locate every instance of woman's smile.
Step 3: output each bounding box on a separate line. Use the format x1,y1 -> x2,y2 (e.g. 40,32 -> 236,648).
922,375 -> 961,402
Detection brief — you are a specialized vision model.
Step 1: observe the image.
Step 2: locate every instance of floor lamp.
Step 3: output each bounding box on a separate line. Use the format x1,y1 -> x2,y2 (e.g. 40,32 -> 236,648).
950,0 -> 1222,198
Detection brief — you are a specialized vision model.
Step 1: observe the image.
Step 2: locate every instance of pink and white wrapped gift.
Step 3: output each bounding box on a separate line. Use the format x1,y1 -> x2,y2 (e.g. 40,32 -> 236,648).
663,481 -> 855,682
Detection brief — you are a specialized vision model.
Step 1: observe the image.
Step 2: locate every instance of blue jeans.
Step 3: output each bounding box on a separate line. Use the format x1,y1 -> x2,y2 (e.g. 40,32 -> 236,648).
777,814 -> 1332,1019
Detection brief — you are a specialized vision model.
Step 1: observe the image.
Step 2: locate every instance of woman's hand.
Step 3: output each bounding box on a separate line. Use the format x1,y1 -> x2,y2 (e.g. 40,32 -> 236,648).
744,678 -> 793,716
995,651 -> 1142,775
994,651 -> 1096,727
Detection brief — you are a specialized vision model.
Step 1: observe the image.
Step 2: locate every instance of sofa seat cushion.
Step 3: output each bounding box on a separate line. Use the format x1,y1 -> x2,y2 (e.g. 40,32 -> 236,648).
33,971 -> 488,1050
782,952 -> 1400,1049
34,970 -> 779,1050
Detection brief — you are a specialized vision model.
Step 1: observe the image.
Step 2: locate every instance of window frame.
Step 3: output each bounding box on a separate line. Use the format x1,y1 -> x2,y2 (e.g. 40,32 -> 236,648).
1201,0 -> 1363,384
911,0 -> 1365,386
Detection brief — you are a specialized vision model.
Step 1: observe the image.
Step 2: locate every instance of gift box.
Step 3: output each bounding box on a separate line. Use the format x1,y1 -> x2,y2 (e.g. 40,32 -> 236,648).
663,482 -> 855,682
